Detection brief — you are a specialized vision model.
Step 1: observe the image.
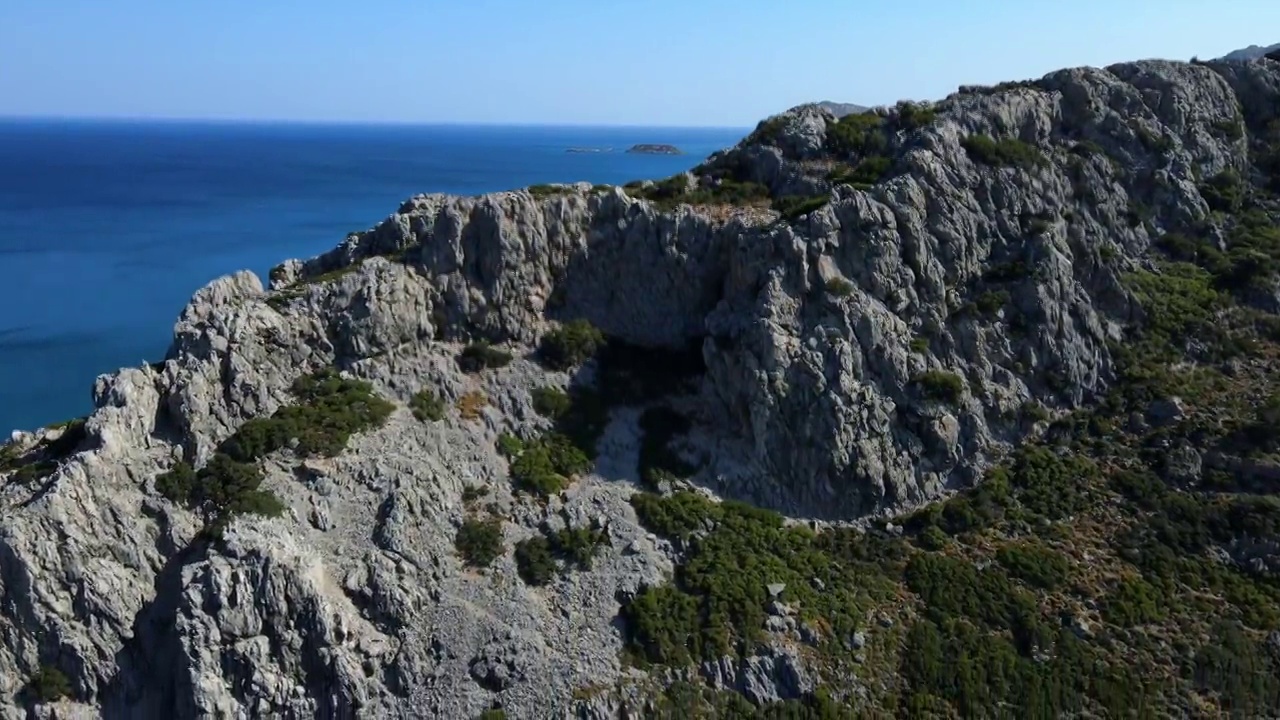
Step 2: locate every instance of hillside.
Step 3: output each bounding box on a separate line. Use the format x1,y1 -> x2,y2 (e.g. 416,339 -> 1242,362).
2,54 -> 1280,717
1220,42 -> 1280,61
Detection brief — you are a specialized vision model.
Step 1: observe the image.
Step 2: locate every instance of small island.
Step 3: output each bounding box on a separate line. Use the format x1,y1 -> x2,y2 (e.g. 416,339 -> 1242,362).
626,144 -> 682,155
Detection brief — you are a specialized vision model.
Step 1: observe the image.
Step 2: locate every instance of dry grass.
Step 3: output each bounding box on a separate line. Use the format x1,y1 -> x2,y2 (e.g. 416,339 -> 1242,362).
457,391 -> 488,421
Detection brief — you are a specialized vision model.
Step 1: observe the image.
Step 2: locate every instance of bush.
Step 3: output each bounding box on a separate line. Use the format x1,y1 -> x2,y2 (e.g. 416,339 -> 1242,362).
914,370 -> 965,403
827,156 -> 892,187
531,386 -> 573,419
1102,576 -> 1166,626
961,135 -> 1047,169
540,320 -> 605,370
996,541 -> 1071,590
155,462 -> 196,504
509,433 -> 590,497
456,517 -> 505,567
1200,169 -> 1246,213
457,342 -> 513,373
896,101 -> 937,131
826,111 -> 886,155
825,278 -> 855,296
773,194 -> 829,220
220,370 -> 394,461
461,485 -> 488,504
496,433 -> 524,458
625,490 -> 899,666
410,388 -> 445,422
515,526 -> 608,586
528,184 -> 571,198
27,665 -> 71,701
515,537 -> 557,585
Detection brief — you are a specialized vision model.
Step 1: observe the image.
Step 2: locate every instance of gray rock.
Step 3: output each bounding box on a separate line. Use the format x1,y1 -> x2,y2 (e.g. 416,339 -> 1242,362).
1,54 -> 1278,717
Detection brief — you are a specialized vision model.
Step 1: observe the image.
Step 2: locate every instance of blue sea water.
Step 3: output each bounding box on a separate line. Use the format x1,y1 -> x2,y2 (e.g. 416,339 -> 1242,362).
0,120 -> 748,434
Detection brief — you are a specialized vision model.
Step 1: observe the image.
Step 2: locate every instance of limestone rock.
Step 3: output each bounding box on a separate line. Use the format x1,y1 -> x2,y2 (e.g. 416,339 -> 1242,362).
1,54 -> 1279,717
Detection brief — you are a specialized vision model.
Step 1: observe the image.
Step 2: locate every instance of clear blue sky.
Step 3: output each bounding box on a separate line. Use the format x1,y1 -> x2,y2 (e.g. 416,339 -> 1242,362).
1,0 -> 1276,127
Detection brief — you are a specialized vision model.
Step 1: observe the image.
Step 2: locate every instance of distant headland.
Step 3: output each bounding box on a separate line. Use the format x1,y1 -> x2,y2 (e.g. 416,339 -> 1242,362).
625,144 -> 682,155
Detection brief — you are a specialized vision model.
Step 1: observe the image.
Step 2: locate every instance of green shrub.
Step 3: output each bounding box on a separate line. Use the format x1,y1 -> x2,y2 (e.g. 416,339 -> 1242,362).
914,370 -> 965,403
1200,169 -> 1246,213
457,342 -> 513,373
909,336 -> 930,353
496,433 -> 524,458
895,101 -> 937,131
461,485 -> 488,504
155,462 -> 196,504
27,665 -> 71,701
1020,401 -> 1051,423
528,184 -> 571,198
773,194 -> 829,220
826,111 -> 888,157
222,372 -> 394,461
825,277 -> 855,296
456,517 -> 505,567
961,135 -> 1047,169
1102,576 -> 1166,626
531,386 -> 573,419
508,433 -> 590,497
515,537 -> 557,585
973,289 -> 1010,315
996,541 -> 1071,590
410,388 -> 445,422
828,156 -> 893,187
539,320 -> 605,370
515,526 -> 608,586
625,490 -> 899,666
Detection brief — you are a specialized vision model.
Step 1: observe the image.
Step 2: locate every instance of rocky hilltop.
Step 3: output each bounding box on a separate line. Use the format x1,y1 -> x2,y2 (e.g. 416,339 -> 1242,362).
1220,42 -> 1280,62
4,55 -> 1280,718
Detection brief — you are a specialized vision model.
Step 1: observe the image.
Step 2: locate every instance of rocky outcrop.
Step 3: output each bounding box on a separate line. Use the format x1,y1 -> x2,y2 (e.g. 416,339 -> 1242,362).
1,55 -> 1279,717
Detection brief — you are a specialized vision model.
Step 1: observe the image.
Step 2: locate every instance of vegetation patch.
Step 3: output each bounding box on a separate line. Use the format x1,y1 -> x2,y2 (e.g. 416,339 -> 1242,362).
514,525 -> 609,586
961,134 -> 1048,169
772,194 -> 830,220
457,391 -> 488,421
457,342 -> 514,373
27,665 -> 71,702
1,418 -> 88,485
410,388 -> 446,422
913,370 -> 965,403
539,319 -> 605,370
624,490 -> 900,667
527,184 -> 574,198
455,517 -> 505,568
156,368 -> 392,535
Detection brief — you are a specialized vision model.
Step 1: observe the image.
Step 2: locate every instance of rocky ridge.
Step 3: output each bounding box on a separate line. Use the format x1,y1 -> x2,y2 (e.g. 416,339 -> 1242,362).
2,55 -> 1280,717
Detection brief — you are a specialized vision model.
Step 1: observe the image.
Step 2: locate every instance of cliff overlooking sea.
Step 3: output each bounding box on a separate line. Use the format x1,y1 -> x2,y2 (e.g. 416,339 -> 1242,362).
0,122 -> 745,435
3,54 -> 1280,717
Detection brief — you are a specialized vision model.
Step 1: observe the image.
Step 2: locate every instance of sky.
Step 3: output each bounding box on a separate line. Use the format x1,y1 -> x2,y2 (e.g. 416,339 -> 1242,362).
1,0 -> 1278,127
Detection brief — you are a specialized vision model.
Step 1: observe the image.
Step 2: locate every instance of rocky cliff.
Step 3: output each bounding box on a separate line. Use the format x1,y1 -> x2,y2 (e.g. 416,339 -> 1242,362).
3,55 -> 1280,718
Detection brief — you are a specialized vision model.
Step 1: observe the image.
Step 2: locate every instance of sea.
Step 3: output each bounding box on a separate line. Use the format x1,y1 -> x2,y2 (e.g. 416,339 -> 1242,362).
0,120 -> 748,434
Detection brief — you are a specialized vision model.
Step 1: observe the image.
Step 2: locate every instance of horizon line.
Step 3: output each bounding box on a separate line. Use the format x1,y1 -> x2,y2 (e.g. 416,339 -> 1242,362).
0,113 -> 754,131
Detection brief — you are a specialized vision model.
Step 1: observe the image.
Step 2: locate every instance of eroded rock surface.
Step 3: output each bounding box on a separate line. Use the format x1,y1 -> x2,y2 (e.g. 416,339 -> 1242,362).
1,55 -> 1279,717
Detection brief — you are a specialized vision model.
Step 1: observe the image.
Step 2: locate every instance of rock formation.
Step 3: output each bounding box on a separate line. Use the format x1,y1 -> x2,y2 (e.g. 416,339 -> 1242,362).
3,54 -> 1280,717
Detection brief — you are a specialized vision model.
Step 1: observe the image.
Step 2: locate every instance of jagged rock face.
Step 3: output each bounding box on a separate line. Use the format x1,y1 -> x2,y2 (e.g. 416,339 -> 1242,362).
0,56 -> 1278,717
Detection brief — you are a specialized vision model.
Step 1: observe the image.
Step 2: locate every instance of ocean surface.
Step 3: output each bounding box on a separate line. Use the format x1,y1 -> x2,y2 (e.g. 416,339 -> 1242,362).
0,120 -> 748,434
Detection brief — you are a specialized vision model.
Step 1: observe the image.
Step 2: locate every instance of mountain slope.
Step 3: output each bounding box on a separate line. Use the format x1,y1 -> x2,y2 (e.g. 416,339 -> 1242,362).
1220,42 -> 1280,61
2,55 -> 1280,717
